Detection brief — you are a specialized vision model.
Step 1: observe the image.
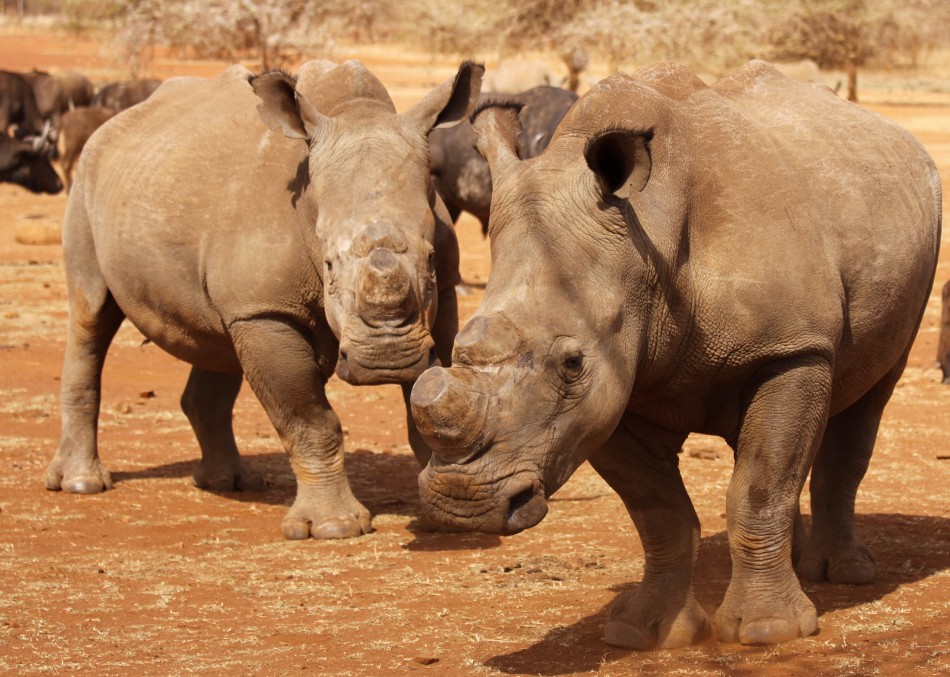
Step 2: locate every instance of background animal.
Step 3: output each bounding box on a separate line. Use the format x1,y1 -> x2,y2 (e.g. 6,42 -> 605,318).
47,60 -> 483,540
57,106 -> 116,193
91,78 -> 163,110
22,69 -> 95,129
939,280 -> 950,384
0,70 -> 46,137
482,60 -> 555,94
429,85 -> 578,236
0,128 -> 62,194
411,60 -> 941,649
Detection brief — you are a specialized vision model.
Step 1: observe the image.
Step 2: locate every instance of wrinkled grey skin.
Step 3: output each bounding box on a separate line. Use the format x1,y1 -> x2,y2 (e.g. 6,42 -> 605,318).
429,86 -> 578,235
46,60 -> 484,540
412,61 -> 941,647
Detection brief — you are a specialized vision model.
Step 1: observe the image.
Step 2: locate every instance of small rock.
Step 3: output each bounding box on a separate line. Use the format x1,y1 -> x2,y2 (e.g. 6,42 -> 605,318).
413,657 -> 439,666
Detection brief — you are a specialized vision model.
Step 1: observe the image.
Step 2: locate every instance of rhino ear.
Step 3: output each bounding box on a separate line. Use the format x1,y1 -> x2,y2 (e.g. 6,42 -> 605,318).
406,61 -> 485,133
585,129 -> 652,199
249,70 -> 326,141
471,102 -> 523,177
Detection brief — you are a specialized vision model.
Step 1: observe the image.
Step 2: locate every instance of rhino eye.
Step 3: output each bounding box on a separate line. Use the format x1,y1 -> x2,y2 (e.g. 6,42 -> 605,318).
324,259 -> 336,292
561,352 -> 584,382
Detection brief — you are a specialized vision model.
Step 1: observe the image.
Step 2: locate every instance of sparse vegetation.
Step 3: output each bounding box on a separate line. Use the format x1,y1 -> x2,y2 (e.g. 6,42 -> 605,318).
6,0 -> 950,79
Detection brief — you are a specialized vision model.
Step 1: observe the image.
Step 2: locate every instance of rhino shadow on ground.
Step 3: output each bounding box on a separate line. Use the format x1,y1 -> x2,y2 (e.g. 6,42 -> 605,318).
110,447 -> 504,548
484,513 -> 950,675
110,447 -> 424,516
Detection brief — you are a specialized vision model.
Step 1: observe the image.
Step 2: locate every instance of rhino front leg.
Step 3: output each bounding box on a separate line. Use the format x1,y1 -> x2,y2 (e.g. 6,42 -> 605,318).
230,319 -> 371,540
181,367 -> 266,492
715,356 -> 832,645
589,417 -> 710,650
47,253 -> 125,494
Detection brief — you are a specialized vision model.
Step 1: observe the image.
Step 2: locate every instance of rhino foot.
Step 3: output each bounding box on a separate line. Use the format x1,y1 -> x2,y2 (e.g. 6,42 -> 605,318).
603,590 -> 711,650
192,459 -> 266,492
281,485 -> 372,540
46,455 -> 113,494
714,579 -> 817,645
796,540 -> 877,585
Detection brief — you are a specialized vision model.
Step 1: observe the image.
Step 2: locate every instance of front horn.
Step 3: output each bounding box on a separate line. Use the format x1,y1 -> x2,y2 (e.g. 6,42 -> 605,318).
411,367 -> 492,462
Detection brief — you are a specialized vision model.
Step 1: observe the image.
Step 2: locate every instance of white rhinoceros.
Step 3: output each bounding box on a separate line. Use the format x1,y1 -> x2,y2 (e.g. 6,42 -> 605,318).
411,61 -> 941,647
46,59 -> 484,539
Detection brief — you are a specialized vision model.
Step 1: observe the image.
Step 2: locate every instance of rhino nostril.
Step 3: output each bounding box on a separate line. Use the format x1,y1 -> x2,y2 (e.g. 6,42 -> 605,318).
507,486 -> 534,521
504,484 -> 548,534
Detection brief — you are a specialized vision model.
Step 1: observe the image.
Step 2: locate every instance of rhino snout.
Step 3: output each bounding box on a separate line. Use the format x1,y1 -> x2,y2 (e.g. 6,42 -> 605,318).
419,468 -> 549,535
411,366 -> 493,462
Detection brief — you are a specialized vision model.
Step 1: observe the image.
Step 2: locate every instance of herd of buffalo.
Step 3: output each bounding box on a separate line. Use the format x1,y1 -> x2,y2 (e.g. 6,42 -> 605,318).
0,69 -> 160,193
2,57 -> 948,650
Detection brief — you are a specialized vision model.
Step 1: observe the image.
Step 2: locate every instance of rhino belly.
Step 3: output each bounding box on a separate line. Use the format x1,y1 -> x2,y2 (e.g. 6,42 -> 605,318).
104,269 -> 241,373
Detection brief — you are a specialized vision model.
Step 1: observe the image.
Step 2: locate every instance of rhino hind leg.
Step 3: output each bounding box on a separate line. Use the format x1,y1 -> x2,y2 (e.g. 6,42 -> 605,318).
589,419 -> 711,650
181,367 -> 266,492
47,245 -> 125,494
795,360 -> 904,585
230,318 -> 371,540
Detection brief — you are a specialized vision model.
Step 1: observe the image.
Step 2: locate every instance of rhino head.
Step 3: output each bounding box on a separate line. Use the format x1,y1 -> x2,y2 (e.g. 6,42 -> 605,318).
250,61 -> 483,385
412,92 -> 660,534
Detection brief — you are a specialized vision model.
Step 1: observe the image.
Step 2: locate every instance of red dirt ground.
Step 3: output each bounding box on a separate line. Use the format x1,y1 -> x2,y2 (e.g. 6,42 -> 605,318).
0,29 -> 948,676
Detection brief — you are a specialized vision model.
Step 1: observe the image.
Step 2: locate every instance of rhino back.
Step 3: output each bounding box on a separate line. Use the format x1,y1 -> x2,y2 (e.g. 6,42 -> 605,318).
71,67 -> 321,368
564,62 -> 939,413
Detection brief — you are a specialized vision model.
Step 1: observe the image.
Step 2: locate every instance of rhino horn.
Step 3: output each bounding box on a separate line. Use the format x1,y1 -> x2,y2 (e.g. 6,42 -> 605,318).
411,367 -> 492,462
357,248 -> 416,321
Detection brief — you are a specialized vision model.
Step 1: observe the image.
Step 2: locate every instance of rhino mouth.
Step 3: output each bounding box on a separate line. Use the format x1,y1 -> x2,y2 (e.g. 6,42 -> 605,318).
336,342 -> 437,385
419,467 -> 548,535
335,321 -> 437,385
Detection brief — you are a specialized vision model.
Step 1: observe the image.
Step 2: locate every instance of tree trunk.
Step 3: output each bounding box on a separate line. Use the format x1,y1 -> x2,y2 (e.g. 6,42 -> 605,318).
846,61 -> 858,103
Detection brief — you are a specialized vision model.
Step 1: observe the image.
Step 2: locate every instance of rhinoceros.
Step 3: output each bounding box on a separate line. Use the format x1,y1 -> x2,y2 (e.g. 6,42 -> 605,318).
410,61 -> 941,647
46,59 -> 484,540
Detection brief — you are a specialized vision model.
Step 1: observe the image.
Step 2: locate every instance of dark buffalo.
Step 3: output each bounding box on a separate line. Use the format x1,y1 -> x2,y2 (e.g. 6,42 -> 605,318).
0,129 -> 63,194
429,85 -> 577,235
0,70 -> 46,137
58,106 -> 116,193
92,78 -> 162,111
22,69 -> 95,128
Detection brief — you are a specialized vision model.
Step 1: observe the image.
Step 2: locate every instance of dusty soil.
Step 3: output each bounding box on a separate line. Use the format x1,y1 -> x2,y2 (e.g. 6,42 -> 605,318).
1,30 -> 948,676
